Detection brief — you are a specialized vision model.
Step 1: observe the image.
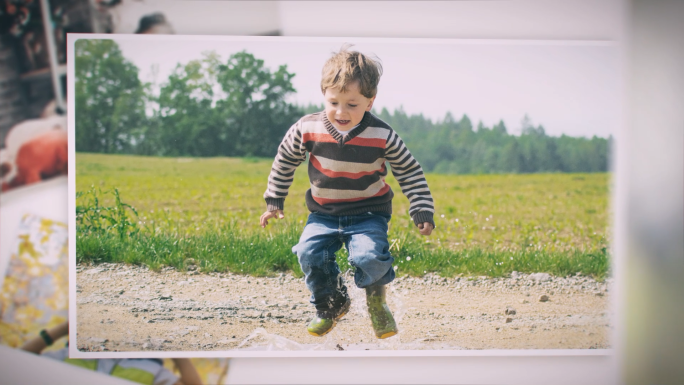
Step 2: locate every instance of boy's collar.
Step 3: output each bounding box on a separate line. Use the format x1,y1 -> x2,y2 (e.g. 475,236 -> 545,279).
323,111 -> 373,145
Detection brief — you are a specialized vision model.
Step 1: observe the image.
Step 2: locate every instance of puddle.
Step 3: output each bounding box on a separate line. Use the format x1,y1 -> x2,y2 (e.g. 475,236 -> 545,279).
236,275 -> 464,351
236,327 -> 463,351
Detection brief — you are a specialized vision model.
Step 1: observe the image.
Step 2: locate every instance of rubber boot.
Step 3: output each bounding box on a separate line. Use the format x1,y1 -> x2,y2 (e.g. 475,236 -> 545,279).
365,285 -> 398,339
307,298 -> 351,337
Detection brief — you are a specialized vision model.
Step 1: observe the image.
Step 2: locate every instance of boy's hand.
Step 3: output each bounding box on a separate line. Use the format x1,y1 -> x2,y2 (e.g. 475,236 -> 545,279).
260,210 -> 284,228
418,222 -> 434,236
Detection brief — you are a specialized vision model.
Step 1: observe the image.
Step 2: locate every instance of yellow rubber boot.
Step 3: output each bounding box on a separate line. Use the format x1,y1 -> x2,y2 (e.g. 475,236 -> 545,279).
307,298 -> 351,337
365,285 -> 398,339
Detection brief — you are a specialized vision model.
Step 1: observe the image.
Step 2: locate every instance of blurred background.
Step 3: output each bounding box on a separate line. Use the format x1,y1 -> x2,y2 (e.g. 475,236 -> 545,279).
0,1 -> 682,384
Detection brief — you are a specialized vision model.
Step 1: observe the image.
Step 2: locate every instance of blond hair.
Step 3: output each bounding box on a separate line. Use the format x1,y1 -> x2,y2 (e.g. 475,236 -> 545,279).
320,44 -> 383,98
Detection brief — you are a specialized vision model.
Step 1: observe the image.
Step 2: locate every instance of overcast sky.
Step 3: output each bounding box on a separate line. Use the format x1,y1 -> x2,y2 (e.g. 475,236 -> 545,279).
112,36 -> 618,138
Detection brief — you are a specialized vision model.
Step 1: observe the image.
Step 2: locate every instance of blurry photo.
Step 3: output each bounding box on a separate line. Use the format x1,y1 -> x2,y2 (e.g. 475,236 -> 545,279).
69,35 -> 617,356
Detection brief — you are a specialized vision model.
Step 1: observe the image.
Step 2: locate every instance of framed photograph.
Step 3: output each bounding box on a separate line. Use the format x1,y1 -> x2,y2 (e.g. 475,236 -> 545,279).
67,34 -> 617,358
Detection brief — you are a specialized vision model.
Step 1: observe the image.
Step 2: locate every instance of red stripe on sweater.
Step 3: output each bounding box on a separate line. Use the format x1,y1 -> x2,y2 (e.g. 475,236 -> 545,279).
302,133 -> 337,144
310,154 -> 386,179
302,133 -> 385,148
345,136 -> 386,148
312,183 -> 391,205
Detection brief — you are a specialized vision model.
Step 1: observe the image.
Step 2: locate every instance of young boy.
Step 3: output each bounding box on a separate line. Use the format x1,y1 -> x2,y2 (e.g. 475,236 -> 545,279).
260,45 -> 435,339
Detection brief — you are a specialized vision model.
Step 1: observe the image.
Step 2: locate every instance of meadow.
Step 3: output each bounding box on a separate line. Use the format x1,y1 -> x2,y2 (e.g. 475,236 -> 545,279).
75,153 -> 610,279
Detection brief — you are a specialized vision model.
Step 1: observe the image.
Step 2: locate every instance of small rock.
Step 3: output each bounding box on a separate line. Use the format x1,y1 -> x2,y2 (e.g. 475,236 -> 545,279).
519,299 -> 529,304
539,295 -> 550,302
530,273 -> 552,283
505,317 -> 513,323
505,307 -> 517,315
595,292 -> 604,297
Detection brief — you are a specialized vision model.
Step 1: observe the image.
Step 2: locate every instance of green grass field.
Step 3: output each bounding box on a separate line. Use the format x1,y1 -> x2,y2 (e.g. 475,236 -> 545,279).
76,153 -> 610,279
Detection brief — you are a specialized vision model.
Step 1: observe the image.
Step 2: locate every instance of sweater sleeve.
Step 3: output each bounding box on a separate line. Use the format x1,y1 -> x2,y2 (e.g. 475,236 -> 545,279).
384,130 -> 436,227
263,120 -> 307,211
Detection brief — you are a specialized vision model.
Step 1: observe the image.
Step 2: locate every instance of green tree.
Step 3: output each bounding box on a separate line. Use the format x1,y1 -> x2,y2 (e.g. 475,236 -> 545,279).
152,50 -> 301,158
74,39 -> 147,153
215,51 -> 302,157
156,52 -> 225,156
373,108 -> 608,175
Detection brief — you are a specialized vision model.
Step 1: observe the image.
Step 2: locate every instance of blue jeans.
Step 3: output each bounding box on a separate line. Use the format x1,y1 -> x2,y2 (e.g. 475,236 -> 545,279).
292,212 -> 395,315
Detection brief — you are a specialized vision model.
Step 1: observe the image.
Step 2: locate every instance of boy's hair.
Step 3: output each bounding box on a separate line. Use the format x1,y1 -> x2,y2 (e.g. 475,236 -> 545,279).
321,44 -> 383,98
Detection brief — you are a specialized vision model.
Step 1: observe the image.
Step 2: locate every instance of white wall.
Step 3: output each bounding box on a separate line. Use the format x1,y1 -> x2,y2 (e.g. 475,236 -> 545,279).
110,0 -> 280,35
277,0 -> 622,40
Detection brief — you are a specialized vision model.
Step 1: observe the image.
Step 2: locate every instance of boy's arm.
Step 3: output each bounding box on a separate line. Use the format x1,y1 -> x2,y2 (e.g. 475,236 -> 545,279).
263,120 -> 307,211
171,358 -> 203,385
384,130 -> 435,228
20,321 -> 69,354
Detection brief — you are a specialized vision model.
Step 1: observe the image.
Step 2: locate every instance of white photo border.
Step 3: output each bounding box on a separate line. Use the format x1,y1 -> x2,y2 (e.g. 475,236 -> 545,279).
67,33 -> 617,359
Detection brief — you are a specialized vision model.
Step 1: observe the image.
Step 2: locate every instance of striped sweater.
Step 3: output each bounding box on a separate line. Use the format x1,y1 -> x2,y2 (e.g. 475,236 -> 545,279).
264,111 -> 435,227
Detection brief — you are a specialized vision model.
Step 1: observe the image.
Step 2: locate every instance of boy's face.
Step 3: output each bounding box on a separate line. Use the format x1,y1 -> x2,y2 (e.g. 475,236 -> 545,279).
323,81 -> 375,131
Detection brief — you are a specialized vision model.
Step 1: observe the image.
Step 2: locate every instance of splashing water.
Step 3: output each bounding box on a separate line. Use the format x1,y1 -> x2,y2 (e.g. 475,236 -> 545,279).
237,328 -> 308,351
234,271 -> 463,351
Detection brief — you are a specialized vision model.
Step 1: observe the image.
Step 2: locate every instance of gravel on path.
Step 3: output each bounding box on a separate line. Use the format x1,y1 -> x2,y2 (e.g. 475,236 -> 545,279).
76,263 -> 612,352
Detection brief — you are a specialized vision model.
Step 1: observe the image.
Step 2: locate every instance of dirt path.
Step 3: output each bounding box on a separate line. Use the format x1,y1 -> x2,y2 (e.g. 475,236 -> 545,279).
76,263 -> 612,352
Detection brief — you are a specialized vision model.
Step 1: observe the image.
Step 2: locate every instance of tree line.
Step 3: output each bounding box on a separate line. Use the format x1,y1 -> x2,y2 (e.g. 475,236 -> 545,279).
378,109 -> 610,174
75,39 -> 609,174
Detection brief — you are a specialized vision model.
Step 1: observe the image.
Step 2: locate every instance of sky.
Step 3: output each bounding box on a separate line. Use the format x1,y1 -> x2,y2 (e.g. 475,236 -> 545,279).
113,36 -> 619,138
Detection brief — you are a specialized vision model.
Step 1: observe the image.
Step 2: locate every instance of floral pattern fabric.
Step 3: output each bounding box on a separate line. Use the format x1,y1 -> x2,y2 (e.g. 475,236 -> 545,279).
0,214 -> 68,349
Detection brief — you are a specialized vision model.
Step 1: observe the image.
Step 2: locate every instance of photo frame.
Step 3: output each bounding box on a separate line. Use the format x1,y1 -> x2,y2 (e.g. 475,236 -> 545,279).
67,33 -> 617,359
